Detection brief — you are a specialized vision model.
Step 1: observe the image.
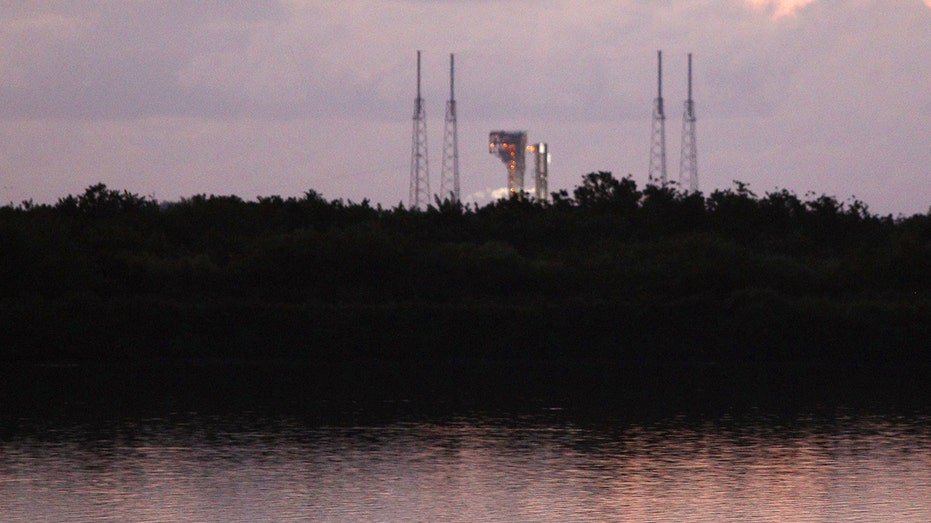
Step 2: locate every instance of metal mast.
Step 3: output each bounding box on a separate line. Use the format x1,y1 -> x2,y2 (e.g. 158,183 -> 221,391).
409,50 -> 430,209
648,50 -> 667,184
679,53 -> 698,192
440,53 -> 460,203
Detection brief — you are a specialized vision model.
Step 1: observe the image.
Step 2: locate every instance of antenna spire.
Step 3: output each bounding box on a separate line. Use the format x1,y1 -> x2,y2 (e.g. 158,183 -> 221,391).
687,52 -> 692,102
441,53 -> 461,203
409,50 -> 430,209
679,52 -> 698,192
658,50 -> 663,99
648,50 -> 667,184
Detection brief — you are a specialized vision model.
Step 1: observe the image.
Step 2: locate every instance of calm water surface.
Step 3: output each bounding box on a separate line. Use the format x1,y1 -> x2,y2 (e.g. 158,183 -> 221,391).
3,411 -> 931,522
3,364 -> 931,521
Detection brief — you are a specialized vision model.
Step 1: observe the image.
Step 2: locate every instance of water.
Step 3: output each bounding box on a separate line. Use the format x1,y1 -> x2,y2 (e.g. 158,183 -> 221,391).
3,411 -> 931,521
3,364 -> 931,521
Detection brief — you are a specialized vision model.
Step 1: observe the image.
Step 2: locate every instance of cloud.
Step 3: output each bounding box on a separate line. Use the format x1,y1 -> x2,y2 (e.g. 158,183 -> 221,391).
748,0 -> 931,19
745,0 -> 818,18
466,187 -> 511,204
1,0 -> 930,216
0,2 -> 288,119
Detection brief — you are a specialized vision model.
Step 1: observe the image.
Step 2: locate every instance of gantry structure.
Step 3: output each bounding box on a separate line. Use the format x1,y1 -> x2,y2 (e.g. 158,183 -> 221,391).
409,51 -> 430,209
489,131 -> 527,197
678,53 -> 698,192
648,50 -> 667,184
440,54 -> 460,203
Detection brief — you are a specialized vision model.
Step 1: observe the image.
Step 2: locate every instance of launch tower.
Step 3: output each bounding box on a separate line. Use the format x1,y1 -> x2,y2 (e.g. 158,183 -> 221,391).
648,50 -> 667,184
409,51 -> 430,209
440,54 -> 460,203
489,131 -> 527,197
678,53 -> 698,192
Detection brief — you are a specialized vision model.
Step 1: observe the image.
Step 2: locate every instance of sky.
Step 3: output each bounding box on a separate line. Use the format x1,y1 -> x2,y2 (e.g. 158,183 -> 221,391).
1,0 -> 930,215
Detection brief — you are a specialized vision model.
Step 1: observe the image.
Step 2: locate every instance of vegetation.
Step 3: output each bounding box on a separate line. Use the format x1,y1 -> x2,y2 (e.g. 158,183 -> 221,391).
2,174 -> 930,365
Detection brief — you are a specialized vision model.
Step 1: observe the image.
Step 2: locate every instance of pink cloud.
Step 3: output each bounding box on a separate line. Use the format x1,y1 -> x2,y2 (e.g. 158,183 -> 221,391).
745,0 -> 817,18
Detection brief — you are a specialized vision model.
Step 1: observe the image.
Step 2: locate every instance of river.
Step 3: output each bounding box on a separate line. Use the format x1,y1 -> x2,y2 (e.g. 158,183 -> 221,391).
2,363 -> 930,521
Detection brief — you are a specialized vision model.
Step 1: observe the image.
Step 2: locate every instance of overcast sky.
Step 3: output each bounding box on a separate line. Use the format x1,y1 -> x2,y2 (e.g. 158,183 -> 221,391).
2,0 -> 929,215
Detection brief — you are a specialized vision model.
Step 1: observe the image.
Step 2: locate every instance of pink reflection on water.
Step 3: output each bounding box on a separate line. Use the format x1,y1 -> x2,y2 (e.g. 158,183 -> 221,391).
1,414 -> 930,522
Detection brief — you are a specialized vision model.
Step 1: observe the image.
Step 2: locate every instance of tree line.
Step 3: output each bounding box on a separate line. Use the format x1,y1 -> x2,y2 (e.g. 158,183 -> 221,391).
1,173 -> 929,364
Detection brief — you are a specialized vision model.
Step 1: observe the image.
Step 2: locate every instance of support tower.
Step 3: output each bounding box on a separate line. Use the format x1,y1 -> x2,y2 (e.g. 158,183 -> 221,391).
678,53 -> 698,192
440,53 -> 460,203
648,50 -> 667,184
409,51 -> 430,209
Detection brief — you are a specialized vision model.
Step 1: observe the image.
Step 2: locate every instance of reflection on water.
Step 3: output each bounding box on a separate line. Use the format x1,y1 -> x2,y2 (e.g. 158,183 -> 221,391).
2,411 -> 931,522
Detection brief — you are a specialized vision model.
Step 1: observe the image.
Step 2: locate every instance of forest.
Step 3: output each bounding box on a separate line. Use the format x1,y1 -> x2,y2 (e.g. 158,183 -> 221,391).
1,172 -> 930,366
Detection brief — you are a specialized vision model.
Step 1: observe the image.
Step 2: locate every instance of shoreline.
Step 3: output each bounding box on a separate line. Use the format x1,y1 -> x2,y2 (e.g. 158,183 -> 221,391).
4,359 -> 930,422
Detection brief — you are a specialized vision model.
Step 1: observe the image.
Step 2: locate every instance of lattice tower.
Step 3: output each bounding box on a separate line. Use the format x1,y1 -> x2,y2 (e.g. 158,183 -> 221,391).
409,51 -> 430,209
679,53 -> 698,192
648,50 -> 667,184
440,53 -> 460,203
